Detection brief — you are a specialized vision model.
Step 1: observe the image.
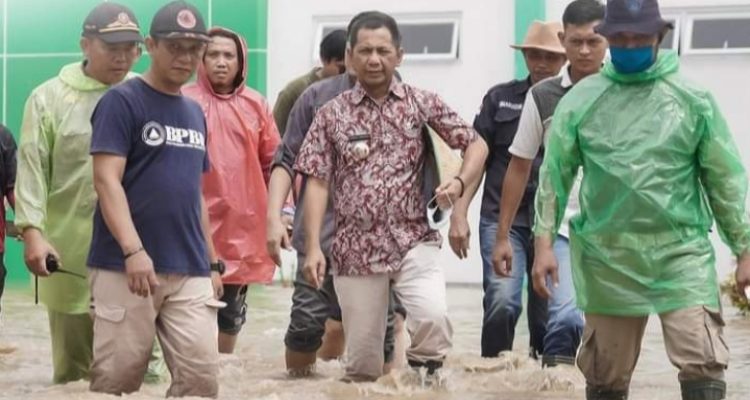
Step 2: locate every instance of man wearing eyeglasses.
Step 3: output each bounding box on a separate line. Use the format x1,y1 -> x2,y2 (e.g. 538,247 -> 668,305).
87,1 -> 221,396
15,1 -> 142,384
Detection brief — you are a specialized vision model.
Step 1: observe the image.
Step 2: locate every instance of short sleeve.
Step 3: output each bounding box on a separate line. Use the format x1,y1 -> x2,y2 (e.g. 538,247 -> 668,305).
90,90 -> 136,157
509,93 -> 544,160
419,90 -> 477,152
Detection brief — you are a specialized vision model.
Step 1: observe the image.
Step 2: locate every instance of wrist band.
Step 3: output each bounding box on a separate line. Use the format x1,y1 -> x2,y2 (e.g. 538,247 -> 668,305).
124,246 -> 144,260
453,176 -> 465,197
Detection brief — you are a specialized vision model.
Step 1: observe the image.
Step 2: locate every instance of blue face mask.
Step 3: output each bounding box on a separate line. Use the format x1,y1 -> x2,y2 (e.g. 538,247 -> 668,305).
610,46 -> 656,74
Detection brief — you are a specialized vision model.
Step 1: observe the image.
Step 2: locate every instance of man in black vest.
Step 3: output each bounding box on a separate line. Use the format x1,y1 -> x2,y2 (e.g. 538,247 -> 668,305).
492,0 -> 607,368
473,21 -> 566,359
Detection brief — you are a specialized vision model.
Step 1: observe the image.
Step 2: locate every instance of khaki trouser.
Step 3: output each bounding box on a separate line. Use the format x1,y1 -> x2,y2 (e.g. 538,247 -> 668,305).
334,242 -> 453,380
88,268 -> 221,398
48,310 -> 93,384
578,306 -> 729,392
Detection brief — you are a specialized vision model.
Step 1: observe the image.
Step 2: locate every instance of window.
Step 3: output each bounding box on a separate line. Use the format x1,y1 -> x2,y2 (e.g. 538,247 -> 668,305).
684,13 -> 750,54
313,14 -> 461,62
659,16 -> 679,51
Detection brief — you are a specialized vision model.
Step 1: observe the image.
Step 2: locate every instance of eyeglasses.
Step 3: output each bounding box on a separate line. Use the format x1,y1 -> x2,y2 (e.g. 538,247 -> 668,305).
162,41 -> 206,57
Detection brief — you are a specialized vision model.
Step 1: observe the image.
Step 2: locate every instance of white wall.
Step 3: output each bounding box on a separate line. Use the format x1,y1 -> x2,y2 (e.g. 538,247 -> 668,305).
268,0 -> 515,283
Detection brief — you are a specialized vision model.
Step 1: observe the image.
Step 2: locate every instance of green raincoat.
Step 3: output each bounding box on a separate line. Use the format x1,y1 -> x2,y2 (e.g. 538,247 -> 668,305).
534,51 -> 750,316
15,63 -> 135,314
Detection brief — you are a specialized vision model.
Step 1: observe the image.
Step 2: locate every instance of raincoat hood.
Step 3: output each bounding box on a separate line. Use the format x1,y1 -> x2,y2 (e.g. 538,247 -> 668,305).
59,62 -> 112,91
195,27 -> 248,97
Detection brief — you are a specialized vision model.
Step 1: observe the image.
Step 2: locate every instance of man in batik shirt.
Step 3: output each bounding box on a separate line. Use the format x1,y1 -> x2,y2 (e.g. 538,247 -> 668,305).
295,11 -> 488,382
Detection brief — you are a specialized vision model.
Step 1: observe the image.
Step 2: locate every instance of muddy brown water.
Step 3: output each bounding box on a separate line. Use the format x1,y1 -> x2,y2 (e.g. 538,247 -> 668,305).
1,285 -> 748,400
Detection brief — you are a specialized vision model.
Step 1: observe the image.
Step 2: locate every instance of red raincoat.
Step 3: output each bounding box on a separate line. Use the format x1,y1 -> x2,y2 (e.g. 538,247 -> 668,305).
184,27 -> 280,285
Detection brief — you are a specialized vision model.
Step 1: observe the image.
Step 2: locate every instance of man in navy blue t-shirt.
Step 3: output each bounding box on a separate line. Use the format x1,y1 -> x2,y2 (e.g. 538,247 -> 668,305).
87,1 -> 222,397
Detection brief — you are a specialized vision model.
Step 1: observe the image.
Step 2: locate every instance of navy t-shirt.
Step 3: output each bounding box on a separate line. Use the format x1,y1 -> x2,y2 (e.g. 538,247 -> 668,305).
88,78 -> 210,277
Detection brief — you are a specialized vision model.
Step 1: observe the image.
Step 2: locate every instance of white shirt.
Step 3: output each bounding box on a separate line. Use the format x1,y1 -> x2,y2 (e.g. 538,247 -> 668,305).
508,67 -> 581,239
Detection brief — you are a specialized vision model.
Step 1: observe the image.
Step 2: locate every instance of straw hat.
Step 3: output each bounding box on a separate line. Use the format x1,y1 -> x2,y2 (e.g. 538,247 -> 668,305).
424,126 -> 462,187
510,20 -> 565,54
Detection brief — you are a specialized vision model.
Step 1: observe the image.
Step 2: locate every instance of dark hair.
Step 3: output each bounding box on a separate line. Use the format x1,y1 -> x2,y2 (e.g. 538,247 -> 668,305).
207,30 -> 244,88
319,29 -> 346,62
562,0 -> 605,28
347,11 -> 401,49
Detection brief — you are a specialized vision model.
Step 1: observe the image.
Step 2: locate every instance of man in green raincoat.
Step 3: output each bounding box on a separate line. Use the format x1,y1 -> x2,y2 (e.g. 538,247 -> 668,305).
14,3 -> 143,383
532,0 -> 750,399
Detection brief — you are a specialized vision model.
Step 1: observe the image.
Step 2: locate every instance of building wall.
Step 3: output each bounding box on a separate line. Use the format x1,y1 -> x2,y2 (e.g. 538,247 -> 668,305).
0,0 -> 268,285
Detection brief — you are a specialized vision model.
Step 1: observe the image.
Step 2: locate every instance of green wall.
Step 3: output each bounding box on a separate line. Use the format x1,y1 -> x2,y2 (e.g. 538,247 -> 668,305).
514,0 -> 546,79
0,0 -> 268,286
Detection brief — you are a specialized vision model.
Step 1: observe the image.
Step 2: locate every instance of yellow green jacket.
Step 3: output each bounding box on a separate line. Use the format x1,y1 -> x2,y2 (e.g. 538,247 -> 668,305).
534,51 -> 750,315
15,62 -> 134,314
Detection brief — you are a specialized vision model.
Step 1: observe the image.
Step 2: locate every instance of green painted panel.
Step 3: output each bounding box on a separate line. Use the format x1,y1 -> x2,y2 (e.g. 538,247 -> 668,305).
0,0 -> 5,59
211,0 -> 267,50
246,51 -> 266,95
6,0 -> 209,54
6,0 -> 100,54
514,0 -> 546,79
5,56 -> 80,140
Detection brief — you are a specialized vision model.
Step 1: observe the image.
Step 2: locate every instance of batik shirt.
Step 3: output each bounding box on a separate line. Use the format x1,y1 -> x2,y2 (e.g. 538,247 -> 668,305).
295,81 -> 477,276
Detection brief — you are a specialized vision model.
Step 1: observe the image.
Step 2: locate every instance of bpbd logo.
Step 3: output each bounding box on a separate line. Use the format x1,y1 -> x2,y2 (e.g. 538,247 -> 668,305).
141,121 -> 205,150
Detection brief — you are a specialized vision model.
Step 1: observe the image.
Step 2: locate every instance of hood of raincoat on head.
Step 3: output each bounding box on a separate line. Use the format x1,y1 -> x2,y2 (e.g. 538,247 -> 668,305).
195,26 -> 248,97
602,49 -> 679,84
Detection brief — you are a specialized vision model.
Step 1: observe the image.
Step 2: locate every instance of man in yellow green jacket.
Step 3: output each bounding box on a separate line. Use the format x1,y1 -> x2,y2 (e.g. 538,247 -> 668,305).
15,2 -> 143,383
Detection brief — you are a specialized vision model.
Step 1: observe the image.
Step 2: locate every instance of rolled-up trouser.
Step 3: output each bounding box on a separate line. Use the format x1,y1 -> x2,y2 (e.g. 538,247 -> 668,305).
284,253 -> 399,362
334,241 -> 453,380
578,306 -> 728,399
88,268 -> 221,398
48,309 -> 93,384
542,237 -> 584,366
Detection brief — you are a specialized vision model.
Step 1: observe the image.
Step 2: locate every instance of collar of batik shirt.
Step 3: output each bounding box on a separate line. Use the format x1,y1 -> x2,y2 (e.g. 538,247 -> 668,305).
349,79 -> 407,105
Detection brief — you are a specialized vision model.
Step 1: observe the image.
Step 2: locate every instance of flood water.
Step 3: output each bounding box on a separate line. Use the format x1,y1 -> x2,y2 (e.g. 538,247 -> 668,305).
1,283 -> 749,400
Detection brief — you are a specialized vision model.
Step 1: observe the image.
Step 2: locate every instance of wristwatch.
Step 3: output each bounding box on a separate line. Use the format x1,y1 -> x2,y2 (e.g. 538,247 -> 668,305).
210,260 -> 225,275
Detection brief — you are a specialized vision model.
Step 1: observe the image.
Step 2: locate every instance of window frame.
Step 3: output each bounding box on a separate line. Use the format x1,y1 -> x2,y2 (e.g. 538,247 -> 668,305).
660,13 -> 681,51
682,12 -> 750,55
312,14 -> 461,63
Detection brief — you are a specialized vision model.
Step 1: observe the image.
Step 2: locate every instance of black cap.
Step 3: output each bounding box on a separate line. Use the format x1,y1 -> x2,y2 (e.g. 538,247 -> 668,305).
150,0 -> 210,42
82,2 -> 143,43
595,0 -> 674,37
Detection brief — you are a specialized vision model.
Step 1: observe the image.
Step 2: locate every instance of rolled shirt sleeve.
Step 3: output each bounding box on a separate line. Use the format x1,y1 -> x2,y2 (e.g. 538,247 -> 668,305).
417,89 -> 478,151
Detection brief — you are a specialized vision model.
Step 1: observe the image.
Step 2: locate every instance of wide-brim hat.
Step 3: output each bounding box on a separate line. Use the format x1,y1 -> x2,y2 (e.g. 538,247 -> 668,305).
510,20 -> 565,54
595,0 -> 673,37
424,126 -> 462,187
